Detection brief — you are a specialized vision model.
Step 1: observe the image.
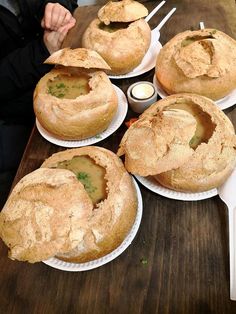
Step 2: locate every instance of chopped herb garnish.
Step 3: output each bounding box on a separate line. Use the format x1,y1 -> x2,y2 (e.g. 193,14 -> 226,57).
57,93 -> 65,98
77,172 -> 97,194
47,82 -> 68,98
140,258 -> 148,265
94,134 -> 102,139
77,172 -> 88,180
48,86 -> 53,94
47,74 -> 91,99
56,83 -> 66,89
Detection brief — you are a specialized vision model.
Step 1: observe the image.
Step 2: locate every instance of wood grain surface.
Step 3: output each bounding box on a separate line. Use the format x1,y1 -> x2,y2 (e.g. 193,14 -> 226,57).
1,1 -> 236,313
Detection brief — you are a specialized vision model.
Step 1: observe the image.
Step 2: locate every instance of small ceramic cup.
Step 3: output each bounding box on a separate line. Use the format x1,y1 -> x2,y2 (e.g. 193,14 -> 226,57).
127,81 -> 158,113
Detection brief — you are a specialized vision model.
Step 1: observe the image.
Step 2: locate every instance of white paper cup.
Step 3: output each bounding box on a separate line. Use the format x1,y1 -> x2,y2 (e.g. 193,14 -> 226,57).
127,81 -> 158,113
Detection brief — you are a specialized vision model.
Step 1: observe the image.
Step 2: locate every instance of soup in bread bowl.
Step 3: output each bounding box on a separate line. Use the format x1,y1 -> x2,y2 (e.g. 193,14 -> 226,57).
118,94 -> 236,192
0,147 -> 138,263
155,29 -> 236,100
34,48 -> 118,140
82,0 -> 151,75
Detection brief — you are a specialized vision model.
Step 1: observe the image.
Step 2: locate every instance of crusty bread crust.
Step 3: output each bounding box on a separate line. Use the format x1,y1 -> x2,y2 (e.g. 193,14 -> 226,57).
118,106 -> 197,176
45,47 -> 111,70
0,147 -> 138,263
82,18 -> 151,75
156,29 -> 236,100
98,0 -> 148,25
0,168 -> 93,263
34,68 -> 118,140
118,94 -> 236,192
42,147 -> 138,263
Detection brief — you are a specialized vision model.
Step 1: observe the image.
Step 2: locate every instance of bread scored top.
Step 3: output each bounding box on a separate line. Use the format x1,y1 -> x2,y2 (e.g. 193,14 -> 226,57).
44,47 -> 111,70
98,0 -> 148,25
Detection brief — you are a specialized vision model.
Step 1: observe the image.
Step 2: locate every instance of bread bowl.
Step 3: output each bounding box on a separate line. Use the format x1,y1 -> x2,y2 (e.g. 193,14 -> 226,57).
118,94 -> 236,192
82,0 -> 151,75
34,48 -> 118,140
155,29 -> 236,100
0,147 -> 137,263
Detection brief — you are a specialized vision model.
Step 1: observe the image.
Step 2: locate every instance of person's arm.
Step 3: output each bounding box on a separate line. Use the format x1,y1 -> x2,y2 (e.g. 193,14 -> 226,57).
41,2 -> 76,32
0,1 -> 78,100
0,37 -> 52,101
42,3 -> 77,53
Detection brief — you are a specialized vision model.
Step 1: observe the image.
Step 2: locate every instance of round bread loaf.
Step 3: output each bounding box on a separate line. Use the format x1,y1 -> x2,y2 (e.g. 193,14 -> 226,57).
0,168 -> 93,263
0,147 -> 138,263
118,94 -> 236,192
33,48 -> 118,140
156,29 -> 236,100
82,0 -> 151,75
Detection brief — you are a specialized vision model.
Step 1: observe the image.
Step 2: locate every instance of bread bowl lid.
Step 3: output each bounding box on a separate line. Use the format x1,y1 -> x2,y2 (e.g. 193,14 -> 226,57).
44,48 -> 111,70
98,0 -> 148,25
0,167 -> 93,263
118,104 -> 197,176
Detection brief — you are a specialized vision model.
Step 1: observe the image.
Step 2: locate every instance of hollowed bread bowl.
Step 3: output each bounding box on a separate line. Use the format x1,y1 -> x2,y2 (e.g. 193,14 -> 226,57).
156,29 -> 236,100
82,0 -> 151,75
34,48 -> 118,140
118,94 -> 236,192
0,147 -> 137,263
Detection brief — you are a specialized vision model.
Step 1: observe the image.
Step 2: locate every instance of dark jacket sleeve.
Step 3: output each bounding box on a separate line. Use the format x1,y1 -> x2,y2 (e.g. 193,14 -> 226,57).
0,37 -> 52,101
0,0 -> 78,101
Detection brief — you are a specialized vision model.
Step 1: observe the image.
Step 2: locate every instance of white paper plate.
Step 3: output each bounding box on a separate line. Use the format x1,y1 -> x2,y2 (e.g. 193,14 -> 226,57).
135,175 -> 217,201
43,178 -> 143,271
109,29 -> 162,79
36,85 -> 128,147
153,75 -> 236,110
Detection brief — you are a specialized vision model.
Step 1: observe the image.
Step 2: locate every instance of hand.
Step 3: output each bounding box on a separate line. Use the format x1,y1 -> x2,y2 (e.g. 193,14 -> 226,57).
43,23 -> 72,55
41,2 -> 76,31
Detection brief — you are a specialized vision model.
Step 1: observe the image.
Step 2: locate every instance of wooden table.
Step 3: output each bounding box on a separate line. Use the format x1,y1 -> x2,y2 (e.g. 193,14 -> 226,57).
1,1 -> 236,313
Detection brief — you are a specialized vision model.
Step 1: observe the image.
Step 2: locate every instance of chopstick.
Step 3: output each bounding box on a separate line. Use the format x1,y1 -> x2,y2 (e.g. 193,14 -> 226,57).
145,1 -> 166,23
152,7 -> 177,32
